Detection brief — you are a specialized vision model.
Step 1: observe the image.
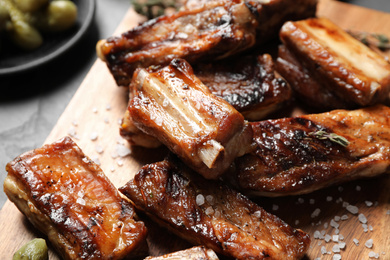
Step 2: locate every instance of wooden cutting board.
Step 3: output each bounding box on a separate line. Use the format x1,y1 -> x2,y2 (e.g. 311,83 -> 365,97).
1,0 -> 390,259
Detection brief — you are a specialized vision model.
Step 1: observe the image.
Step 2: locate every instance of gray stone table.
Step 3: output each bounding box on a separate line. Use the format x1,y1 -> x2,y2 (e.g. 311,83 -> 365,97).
0,0 -> 389,209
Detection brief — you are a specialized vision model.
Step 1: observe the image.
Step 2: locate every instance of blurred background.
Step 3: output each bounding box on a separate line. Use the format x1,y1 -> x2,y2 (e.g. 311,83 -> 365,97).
0,0 -> 389,209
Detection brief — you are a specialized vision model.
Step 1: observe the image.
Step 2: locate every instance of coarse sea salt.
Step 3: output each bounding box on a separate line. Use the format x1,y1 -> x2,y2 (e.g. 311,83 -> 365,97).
338,241 -> 346,249
365,239 -> 373,249
333,254 -> 342,260
253,210 -> 261,218
332,244 -> 340,253
205,206 -> 214,215
313,230 -> 322,239
196,194 -> 205,206
116,144 -> 131,157
330,219 -> 339,229
365,201 -> 373,207
368,251 -> 379,259
358,213 -> 367,224
90,132 -> 98,141
353,238 -> 359,245
346,205 -> 359,214
95,144 -> 104,154
311,208 -> 321,218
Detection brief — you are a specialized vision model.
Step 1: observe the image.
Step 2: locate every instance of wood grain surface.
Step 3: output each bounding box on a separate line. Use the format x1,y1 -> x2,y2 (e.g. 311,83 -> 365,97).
1,0 -> 390,259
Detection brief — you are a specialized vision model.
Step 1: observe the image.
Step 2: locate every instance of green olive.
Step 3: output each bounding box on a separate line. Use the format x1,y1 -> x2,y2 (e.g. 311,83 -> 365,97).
35,0 -> 77,32
0,1 -> 9,31
2,0 -> 43,50
13,238 -> 48,260
12,0 -> 49,13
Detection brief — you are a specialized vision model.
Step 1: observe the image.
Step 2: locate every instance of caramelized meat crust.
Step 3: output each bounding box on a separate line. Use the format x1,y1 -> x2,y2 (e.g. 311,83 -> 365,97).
276,45 -> 351,110
97,0 -> 317,86
120,157 -> 310,260
4,137 -> 148,260
233,105 -> 390,196
97,0 -> 257,86
194,54 -> 292,120
129,59 -> 253,179
278,18 -> 390,108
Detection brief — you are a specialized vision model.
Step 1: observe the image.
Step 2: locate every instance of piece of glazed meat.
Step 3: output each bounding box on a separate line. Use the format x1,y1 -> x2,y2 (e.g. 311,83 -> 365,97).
4,137 -> 148,260
97,0 -> 317,86
194,54 -> 292,121
97,0 -> 258,86
232,105 -> 390,197
278,17 -> 390,108
120,54 -> 290,146
120,157 -> 311,260
144,246 -> 219,260
128,59 -> 253,179
276,45 -> 352,110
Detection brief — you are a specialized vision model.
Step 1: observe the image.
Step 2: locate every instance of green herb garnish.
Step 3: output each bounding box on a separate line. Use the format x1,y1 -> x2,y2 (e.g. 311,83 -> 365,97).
308,130 -> 349,147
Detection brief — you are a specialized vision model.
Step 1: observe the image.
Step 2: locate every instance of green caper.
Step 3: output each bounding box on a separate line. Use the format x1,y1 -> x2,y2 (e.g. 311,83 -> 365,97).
35,0 -> 77,32
12,0 -> 49,13
13,238 -> 48,260
2,0 -> 43,50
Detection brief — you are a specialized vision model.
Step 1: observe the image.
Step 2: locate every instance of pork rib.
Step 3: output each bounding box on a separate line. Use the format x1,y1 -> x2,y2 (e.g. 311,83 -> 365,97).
194,54 -> 292,121
97,0 -> 317,86
232,105 -> 390,196
120,157 -> 311,260
4,137 -> 148,260
120,54 -> 291,147
278,17 -> 390,108
128,59 -> 253,179
97,0 -> 257,86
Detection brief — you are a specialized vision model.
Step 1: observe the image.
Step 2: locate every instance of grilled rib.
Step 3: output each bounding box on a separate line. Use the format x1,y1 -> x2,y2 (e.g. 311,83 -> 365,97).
276,45 -> 351,110
97,0 -> 258,86
231,105 -> 390,197
119,157 -> 311,260
144,246 -> 219,260
97,0 -> 317,86
128,59 -> 253,179
194,54 -> 292,120
4,137 -> 148,260
278,17 -> 390,108
120,54 -> 290,147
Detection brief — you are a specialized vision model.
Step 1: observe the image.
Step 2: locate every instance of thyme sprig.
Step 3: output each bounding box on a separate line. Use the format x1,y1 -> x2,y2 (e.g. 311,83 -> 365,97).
308,130 -> 349,147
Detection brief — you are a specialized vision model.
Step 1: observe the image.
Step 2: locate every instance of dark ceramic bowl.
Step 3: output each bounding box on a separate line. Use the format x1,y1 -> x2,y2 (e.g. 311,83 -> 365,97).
0,0 -> 95,75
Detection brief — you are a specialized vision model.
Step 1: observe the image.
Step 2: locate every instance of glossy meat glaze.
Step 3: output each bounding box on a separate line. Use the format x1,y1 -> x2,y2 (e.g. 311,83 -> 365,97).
194,54 -> 291,121
233,105 -> 390,196
120,157 -> 310,260
278,18 -> 390,108
129,59 -> 253,179
120,54 -> 291,148
97,0 -> 317,86
97,0 -> 257,86
4,137 -> 148,260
